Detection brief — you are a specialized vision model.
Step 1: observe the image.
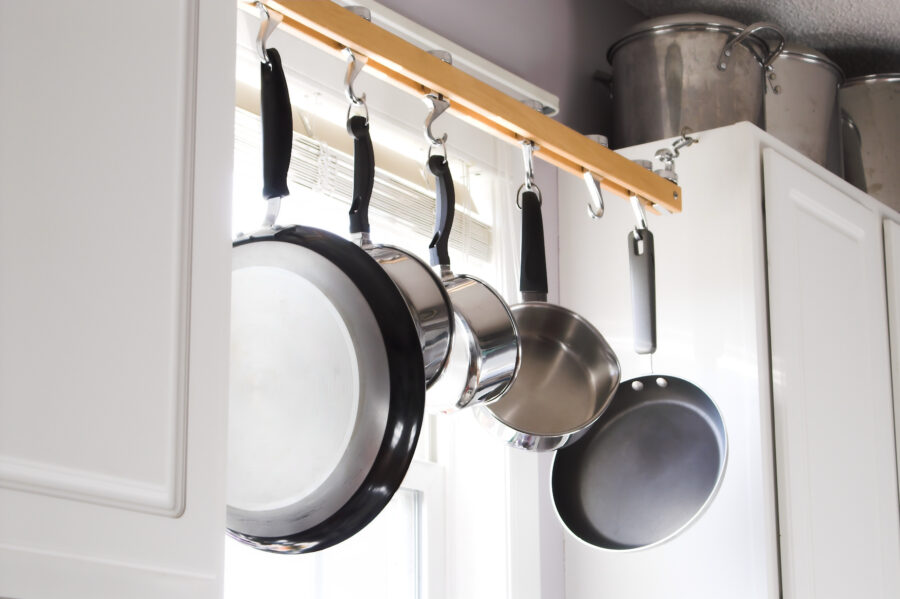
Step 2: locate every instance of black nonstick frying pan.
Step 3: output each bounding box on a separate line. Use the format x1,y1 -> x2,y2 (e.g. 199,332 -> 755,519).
226,47 -> 425,554
551,199 -> 727,550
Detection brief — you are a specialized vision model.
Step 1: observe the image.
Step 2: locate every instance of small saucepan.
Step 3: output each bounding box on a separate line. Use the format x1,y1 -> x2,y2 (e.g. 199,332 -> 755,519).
424,154 -> 520,413
473,178 -> 620,451
550,199 -> 727,550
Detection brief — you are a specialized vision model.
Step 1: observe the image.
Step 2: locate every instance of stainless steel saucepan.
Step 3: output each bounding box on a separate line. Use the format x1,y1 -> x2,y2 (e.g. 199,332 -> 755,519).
550,198 -> 727,550
473,165 -> 620,451
424,153 -> 520,413
346,114 -> 453,386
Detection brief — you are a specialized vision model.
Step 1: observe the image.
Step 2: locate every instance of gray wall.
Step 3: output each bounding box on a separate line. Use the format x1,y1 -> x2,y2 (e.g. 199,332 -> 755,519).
375,0 -> 645,135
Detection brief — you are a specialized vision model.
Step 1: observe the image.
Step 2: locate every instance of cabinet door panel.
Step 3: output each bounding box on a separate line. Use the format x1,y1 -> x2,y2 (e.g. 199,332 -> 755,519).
0,1 -> 233,596
764,149 -> 900,599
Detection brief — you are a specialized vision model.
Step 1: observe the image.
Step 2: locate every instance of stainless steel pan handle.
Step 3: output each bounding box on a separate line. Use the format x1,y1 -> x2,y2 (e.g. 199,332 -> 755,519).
628,195 -> 656,355
717,21 -> 785,71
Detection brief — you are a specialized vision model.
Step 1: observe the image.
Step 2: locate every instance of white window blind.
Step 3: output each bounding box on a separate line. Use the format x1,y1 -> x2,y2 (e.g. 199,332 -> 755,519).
234,108 -> 492,263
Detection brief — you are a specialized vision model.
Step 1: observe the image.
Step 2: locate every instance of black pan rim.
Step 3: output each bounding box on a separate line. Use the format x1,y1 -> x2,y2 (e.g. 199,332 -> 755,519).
227,224 -> 425,553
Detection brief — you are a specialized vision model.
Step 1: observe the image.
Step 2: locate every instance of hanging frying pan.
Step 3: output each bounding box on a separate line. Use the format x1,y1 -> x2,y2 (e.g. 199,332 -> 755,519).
550,200 -> 727,550
226,47 -> 425,554
346,114 -> 453,386
473,174 -> 620,451
424,153 -> 520,413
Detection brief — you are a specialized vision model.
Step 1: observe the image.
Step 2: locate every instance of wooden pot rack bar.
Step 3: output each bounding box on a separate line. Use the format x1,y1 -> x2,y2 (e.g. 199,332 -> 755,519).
251,0 -> 683,213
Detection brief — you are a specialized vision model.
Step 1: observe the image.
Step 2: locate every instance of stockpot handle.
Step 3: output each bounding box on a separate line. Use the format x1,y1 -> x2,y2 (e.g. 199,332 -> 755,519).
718,21 -> 785,71
428,155 -> 455,267
348,115 -> 375,234
628,204 -> 657,355
260,48 -> 292,200
519,189 -> 548,302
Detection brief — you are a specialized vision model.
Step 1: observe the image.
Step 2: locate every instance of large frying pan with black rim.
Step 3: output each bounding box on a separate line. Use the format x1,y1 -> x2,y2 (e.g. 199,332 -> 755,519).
226,47 -> 425,554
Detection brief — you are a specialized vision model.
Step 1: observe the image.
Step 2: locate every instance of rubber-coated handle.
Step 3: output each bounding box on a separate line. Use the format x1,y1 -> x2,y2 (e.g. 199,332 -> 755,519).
628,229 -> 657,354
347,115 -> 374,234
260,48 -> 292,200
428,155 -> 454,267
519,190 -> 548,300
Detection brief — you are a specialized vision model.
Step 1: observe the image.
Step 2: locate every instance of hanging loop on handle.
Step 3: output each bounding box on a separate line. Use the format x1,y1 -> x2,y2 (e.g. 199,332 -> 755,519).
424,93 -> 450,147
256,2 -> 283,67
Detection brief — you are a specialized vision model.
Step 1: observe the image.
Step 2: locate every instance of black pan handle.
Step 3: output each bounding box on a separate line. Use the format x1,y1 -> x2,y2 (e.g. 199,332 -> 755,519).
348,115 -> 374,234
628,229 -> 657,354
260,48 -> 292,200
428,155 -> 454,267
520,189 -> 548,302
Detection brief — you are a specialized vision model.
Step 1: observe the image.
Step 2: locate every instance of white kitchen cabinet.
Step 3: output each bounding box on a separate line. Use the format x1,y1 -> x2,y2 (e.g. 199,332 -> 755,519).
764,149 -> 900,598
558,123 -> 900,598
0,2 -> 235,598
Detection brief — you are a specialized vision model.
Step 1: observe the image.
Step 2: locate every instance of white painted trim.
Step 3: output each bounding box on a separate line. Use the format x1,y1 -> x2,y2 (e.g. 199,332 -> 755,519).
881,220 -> 900,503
0,544 -> 218,599
402,460 -> 447,599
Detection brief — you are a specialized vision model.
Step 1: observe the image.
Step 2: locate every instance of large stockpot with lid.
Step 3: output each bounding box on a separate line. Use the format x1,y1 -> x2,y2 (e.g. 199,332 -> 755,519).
839,74 -> 900,209
607,14 -> 784,149
765,43 -> 844,175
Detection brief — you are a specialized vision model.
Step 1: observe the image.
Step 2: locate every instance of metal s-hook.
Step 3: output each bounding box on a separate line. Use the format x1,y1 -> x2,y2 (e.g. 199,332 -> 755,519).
516,141 -> 542,208
344,48 -> 368,107
423,93 -> 450,148
521,140 -> 537,190
584,171 -> 605,219
256,2 -> 283,66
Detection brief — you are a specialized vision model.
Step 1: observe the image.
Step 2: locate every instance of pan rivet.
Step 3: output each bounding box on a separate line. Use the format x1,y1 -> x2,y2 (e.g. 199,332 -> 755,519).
631,381 -> 644,391
656,377 -> 668,388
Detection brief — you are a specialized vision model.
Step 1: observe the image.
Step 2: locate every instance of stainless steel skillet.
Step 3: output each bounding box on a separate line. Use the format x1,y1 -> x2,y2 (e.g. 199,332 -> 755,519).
550,200 -> 727,550
226,47 -> 424,554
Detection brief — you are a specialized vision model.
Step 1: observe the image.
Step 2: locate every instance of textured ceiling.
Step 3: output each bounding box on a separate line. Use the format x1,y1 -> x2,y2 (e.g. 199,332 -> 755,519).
622,0 -> 900,77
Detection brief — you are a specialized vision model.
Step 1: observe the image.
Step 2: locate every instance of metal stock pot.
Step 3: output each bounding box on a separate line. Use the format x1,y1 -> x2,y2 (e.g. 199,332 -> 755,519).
607,14 -> 784,148
839,74 -> 900,209
765,44 -> 844,175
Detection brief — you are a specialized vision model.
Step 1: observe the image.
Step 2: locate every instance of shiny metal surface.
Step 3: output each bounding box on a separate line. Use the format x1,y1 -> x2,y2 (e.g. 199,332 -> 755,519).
765,44 -> 844,174
839,74 -> 900,209
425,269 -> 520,413
361,240 -> 453,386
551,375 -> 727,551
608,14 -> 772,148
228,240 -> 390,536
473,302 -> 620,451
841,110 -> 867,192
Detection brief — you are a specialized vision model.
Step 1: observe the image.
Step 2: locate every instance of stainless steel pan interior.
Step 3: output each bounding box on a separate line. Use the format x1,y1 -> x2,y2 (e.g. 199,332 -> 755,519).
473,187 -> 620,451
